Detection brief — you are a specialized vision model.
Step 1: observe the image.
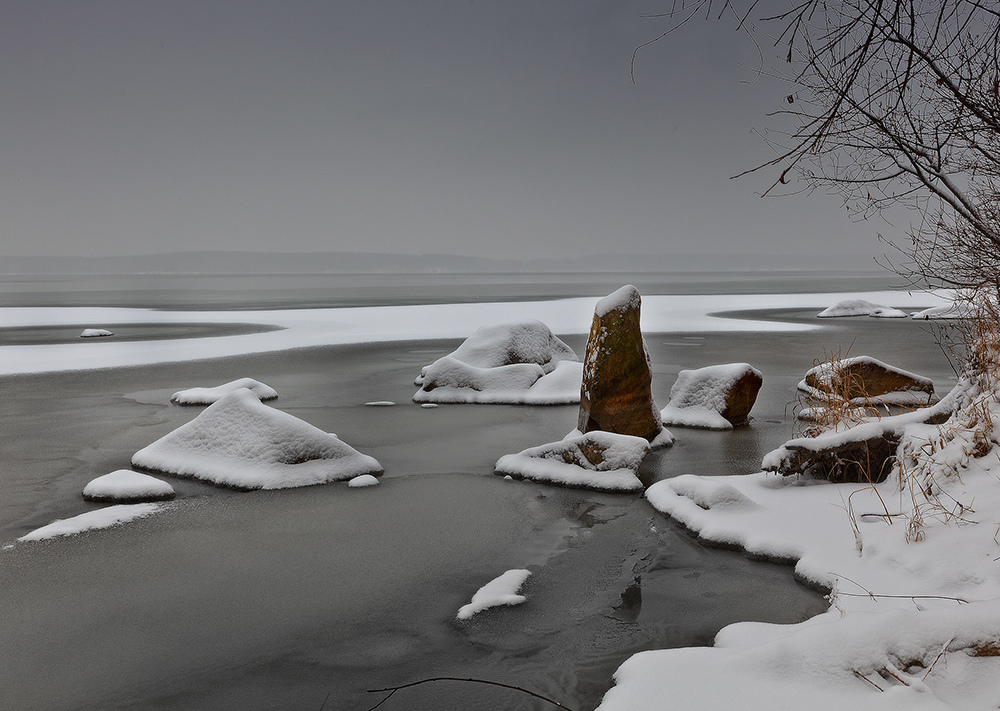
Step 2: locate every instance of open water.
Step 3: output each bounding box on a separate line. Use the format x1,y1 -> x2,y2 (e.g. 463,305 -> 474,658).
0,271 -> 955,710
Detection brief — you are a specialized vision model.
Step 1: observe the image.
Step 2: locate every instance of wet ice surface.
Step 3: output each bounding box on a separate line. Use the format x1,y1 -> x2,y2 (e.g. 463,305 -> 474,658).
0,300 -> 955,711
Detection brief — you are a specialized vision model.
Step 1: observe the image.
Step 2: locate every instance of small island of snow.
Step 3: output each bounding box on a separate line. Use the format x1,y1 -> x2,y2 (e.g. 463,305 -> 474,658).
132,388 -> 382,490
456,569 -> 532,620
80,328 -> 114,338
171,377 -> 278,405
413,320 -> 582,404
17,503 -> 164,542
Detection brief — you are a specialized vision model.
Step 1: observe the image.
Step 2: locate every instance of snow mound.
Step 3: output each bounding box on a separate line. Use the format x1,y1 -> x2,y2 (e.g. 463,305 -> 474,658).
817,299 -> 884,317
659,363 -> 762,430
413,320 -> 582,404
457,569 -> 532,620
912,302 -> 977,319
364,401 -> 395,407
17,504 -> 164,542
869,306 -> 908,318
80,328 -> 113,338
132,388 -> 382,490
348,474 -> 380,488
495,430 -> 650,492
171,377 -> 277,405
82,470 -> 176,502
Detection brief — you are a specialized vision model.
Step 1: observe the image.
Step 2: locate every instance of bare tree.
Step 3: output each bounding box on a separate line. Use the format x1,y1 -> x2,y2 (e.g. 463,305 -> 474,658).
639,1 -> 1000,296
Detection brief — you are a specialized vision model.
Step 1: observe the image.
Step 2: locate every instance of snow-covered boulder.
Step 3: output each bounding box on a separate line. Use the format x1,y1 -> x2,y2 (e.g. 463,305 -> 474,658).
816,299 -> 883,317
413,320 -> 582,404
82,470 -> 176,502
799,356 -> 936,406
494,430 -> 652,492
132,388 -> 382,490
579,286 -> 666,442
912,301 -> 977,319
869,306 -> 908,318
171,377 -> 278,405
80,328 -> 113,338
660,363 -> 763,430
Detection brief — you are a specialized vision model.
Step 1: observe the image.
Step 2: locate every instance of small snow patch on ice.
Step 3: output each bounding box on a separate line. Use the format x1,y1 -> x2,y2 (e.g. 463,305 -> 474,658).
17,503 -> 163,542
364,401 -> 396,407
420,403 -> 439,409
348,474 -> 380,488
80,328 -> 114,338
457,569 -> 531,620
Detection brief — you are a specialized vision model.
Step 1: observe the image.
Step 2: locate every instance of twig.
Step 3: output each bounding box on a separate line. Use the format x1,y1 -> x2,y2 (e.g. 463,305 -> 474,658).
365,677 -> 576,711
853,669 -> 884,691
923,637 -> 955,680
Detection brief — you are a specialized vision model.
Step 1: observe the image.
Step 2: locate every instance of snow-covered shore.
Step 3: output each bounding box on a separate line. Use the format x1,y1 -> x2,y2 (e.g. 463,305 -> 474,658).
0,290 -> 950,375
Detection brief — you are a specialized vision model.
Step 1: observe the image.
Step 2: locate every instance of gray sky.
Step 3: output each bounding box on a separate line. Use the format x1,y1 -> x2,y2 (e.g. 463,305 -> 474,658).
0,1 -> 887,263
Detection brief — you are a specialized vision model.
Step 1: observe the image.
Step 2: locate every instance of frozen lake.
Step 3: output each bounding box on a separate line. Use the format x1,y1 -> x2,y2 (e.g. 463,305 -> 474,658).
0,271 -> 955,710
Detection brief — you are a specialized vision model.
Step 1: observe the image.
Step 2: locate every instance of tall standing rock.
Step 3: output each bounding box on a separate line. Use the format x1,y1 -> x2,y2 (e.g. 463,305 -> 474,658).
578,285 -> 664,442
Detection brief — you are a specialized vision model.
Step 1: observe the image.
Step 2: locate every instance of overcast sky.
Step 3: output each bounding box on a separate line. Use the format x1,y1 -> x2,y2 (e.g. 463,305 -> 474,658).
0,1 -> 888,263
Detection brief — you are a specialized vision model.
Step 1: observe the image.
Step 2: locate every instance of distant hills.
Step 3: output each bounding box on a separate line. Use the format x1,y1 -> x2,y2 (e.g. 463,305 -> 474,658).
1,250 -> 881,275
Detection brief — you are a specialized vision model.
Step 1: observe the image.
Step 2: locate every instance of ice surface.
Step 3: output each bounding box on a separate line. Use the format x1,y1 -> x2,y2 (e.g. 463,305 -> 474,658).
17,504 -> 164,542
456,569 -> 532,620
82,470 -> 175,502
171,377 -> 278,405
132,388 -> 382,490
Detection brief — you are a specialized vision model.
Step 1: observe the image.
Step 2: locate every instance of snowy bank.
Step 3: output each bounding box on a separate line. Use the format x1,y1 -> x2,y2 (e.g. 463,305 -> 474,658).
599,377 -> 1000,710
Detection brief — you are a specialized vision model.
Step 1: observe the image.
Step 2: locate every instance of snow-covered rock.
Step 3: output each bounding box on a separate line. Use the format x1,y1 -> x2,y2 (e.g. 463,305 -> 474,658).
132,388 -> 382,490
494,430 -> 652,492
170,377 -> 277,405
80,328 -> 113,338
659,363 -> 763,430
457,569 -> 532,620
799,355 -> 936,406
816,299 -> 884,317
17,504 -> 164,542
869,306 -> 908,318
413,320 -> 582,404
912,301 -> 977,319
82,470 -> 176,502
348,474 -> 380,488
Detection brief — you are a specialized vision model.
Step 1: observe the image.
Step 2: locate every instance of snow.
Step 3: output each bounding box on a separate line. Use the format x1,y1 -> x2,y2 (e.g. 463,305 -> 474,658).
870,306 -> 909,318
818,299 -> 886,317
170,377 -> 278,405
659,363 -> 762,430
16,504 -> 164,542
595,284 -> 642,317
494,430 -> 651,492
82,470 -> 175,502
413,320 -> 582,404
0,290 -> 953,376
364,401 -> 395,407
132,388 -> 382,490
348,474 -> 380,488
912,302 -> 977,319
80,328 -> 113,337
456,569 -> 532,620
597,377 -> 1000,711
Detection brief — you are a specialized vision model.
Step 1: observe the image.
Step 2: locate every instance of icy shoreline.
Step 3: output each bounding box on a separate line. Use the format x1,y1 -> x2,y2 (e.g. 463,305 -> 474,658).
0,290 -> 950,375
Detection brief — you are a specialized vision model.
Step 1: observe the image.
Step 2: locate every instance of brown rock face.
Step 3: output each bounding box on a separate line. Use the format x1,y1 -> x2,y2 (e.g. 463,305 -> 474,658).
804,356 -> 935,402
765,434 -> 898,484
722,369 -> 764,425
578,285 -> 663,441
